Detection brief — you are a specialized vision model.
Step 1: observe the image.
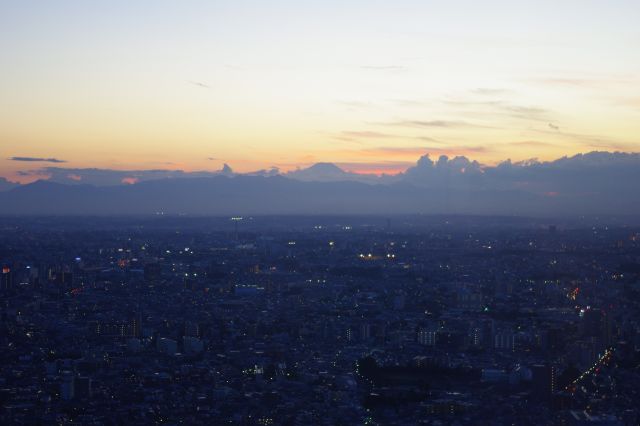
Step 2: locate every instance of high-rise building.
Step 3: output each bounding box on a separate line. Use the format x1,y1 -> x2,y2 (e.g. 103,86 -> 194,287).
183,336 -> 204,355
494,332 -> 515,351
360,323 -> 372,340
131,311 -> 142,338
418,329 -> 436,346
1,266 -> 13,294
184,321 -> 200,338
531,364 -> 556,402
75,376 -> 92,399
60,371 -> 75,401
157,337 -> 178,355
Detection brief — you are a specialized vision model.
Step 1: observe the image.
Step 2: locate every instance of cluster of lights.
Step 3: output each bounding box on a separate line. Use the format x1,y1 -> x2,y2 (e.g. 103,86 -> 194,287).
565,348 -> 614,392
568,287 -> 580,301
578,305 -> 592,317
357,253 -> 396,259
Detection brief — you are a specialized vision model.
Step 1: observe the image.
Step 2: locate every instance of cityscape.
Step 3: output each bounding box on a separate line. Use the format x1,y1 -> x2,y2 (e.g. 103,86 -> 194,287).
2,1 -> 640,424
1,216 -> 639,424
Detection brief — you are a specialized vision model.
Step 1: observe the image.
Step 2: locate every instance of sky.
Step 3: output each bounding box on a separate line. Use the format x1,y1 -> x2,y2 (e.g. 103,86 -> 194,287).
1,0 -> 639,183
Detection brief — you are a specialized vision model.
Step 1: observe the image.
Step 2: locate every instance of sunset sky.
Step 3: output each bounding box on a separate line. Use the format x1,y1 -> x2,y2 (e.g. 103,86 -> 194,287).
1,0 -> 639,182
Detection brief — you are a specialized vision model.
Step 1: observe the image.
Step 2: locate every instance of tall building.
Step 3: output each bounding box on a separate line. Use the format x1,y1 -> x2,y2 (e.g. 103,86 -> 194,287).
1,266 -> 13,294
183,336 -> 204,355
531,364 -> 556,402
418,329 -> 436,346
60,371 -> 75,401
494,332 -> 515,351
75,376 -> 92,399
131,311 -> 142,338
360,323 -> 372,340
157,337 -> 178,355
184,321 -> 200,338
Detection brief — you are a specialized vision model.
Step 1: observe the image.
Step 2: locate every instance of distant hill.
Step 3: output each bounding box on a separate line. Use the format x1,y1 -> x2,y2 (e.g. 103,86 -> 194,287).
285,162 -> 386,184
2,151 -> 640,216
0,173 -> 637,216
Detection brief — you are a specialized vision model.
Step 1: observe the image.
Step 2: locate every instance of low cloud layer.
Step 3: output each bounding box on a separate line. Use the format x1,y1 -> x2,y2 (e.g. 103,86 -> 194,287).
2,151 -> 640,215
9,156 -> 66,163
18,167 -> 228,186
0,177 -> 18,191
402,151 -> 640,199
6,151 -> 640,207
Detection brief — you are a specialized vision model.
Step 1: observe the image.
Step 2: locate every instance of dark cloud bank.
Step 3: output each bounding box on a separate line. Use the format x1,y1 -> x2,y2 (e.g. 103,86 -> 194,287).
9,156 -> 66,163
1,151 -> 639,216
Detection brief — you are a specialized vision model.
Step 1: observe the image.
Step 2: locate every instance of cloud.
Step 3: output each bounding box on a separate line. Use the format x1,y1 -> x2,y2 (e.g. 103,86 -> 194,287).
509,140 -> 554,147
362,145 -> 489,158
400,151 -> 640,203
341,131 -> 395,139
336,161 -> 414,174
442,98 -> 549,121
382,120 -> 472,128
534,127 -> 634,151
500,105 -> 547,119
220,163 -> 234,175
330,130 -> 397,144
18,167 -> 224,186
9,156 -> 66,163
0,177 -> 19,191
189,80 -> 210,89
400,154 -> 487,188
505,105 -> 546,115
7,151 -> 640,215
246,167 -> 280,177
13,151 -> 640,212
415,136 -> 440,143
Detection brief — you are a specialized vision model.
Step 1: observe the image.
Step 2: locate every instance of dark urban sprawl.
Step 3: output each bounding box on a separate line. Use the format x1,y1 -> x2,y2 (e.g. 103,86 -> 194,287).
1,216 -> 640,425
